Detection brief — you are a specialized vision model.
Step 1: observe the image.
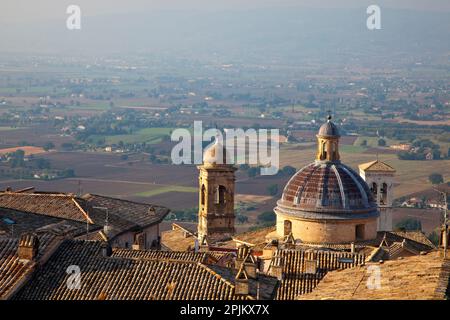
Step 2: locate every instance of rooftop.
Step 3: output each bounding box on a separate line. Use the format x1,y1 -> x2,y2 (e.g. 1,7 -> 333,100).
0,191 -> 170,240
270,249 -> 366,300
359,160 -> 396,173
13,239 -> 278,300
299,251 -> 450,300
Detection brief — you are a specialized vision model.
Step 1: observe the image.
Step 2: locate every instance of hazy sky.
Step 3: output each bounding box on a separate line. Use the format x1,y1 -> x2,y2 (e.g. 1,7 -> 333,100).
2,0 -> 450,22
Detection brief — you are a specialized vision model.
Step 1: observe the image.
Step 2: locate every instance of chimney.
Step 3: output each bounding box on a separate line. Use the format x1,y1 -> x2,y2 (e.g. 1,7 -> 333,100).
263,240 -> 278,259
243,253 -> 258,279
101,241 -> 112,257
270,254 -> 284,280
235,244 -> 250,270
18,233 -> 39,261
235,266 -> 249,296
132,232 -> 145,250
284,232 -> 296,249
351,242 -> 355,253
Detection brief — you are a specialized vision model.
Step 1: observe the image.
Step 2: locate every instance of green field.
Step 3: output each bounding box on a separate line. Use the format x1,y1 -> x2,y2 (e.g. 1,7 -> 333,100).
353,136 -> 401,148
135,185 -> 197,197
91,127 -> 174,145
0,126 -> 24,131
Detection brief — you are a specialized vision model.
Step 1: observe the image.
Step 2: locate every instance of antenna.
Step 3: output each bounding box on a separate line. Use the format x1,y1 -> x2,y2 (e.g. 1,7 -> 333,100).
77,180 -> 82,196
434,188 -> 448,259
93,206 -> 110,235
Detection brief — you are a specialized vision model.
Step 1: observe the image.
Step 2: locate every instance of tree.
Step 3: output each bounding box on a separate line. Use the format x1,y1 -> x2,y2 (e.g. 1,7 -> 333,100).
267,184 -> 279,196
9,150 -> 25,168
237,215 -> 249,224
429,173 -> 444,185
257,211 -> 276,223
62,169 -> 75,178
377,138 -> 386,147
35,158 -> 51,169
61,143 -> 75,151
43,142 -> 55,151
281,165 -> 296,176
360,139 -> 368,147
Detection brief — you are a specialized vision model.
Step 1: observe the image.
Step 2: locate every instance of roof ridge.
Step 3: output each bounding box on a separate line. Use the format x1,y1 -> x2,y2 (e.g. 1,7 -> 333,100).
83,193 -> 161,207
0,192 -> 73,197
71,197 -> 94,224
196,262 -> 236,289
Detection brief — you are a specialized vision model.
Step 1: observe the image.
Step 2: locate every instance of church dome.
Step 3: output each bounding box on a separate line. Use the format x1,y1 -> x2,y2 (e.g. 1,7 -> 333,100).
273,116 -> 379,243
277,162 -> 377,220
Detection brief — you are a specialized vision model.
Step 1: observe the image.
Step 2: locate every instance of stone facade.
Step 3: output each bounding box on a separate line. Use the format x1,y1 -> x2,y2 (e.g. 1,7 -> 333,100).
197,141 -> 237,243
275,211 -> 378,243
359,160 -> 396,232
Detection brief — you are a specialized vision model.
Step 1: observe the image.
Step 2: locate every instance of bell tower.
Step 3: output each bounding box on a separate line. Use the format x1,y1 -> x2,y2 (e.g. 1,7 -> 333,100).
359,159 -> 396,232
197,137 -> 236,244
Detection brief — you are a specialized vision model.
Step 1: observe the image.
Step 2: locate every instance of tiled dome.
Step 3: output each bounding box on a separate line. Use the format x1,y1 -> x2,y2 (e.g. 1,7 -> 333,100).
277,162 -> 377,219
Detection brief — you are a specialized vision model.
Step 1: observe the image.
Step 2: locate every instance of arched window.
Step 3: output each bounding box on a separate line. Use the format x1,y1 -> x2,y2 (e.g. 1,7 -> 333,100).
215,185 -> 226,205
355,224 -> 365,240
331,141 -> 338,159
380,183 -> 388,205
201,185 -> 206,206
321,141 -> 327,160
371,182 -> 378,197
284,220 -> 292,236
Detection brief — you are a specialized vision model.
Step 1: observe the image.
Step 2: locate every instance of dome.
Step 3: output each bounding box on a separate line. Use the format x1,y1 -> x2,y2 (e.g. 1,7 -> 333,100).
317,116 -> 340,137
203,137 -> 232,165
277,161 -> 377,220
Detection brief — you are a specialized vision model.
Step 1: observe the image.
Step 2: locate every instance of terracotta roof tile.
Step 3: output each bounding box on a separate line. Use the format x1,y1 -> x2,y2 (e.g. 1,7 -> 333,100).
272,249 -> 366,300
14,240 -> 277,300
0,233 -> 59,299
299,251 -> 449,300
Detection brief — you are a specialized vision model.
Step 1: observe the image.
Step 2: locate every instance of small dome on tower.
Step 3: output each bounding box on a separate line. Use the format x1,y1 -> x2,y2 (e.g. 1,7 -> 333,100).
203,136 -> 232,165
317,115 -> 340,137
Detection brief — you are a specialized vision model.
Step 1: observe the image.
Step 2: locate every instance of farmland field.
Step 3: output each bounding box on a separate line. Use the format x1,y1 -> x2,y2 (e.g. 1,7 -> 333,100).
135,185 -> 197,197
89,127 -> 174,145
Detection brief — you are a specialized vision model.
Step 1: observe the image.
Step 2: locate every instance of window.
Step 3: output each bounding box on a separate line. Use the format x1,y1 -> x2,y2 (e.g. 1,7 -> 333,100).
355,224 -> 365,240
215,185 -> 226,205
284,220 -> 292,236
201,185 -> 206,206
370,182 -> 378,197
380,183 -> 388,205
321,141 -> 327,160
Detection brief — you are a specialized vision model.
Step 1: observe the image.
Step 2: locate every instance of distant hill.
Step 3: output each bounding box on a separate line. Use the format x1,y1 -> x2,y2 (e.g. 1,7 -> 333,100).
1,7 -> 449,63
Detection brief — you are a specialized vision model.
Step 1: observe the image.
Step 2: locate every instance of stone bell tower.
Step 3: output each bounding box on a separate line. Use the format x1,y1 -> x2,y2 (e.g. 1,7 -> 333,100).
359,159 -> 396,232
197,137 -> 236,244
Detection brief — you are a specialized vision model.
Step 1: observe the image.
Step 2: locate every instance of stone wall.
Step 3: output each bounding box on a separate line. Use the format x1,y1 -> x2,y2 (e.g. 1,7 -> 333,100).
276,212 -> 378,243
